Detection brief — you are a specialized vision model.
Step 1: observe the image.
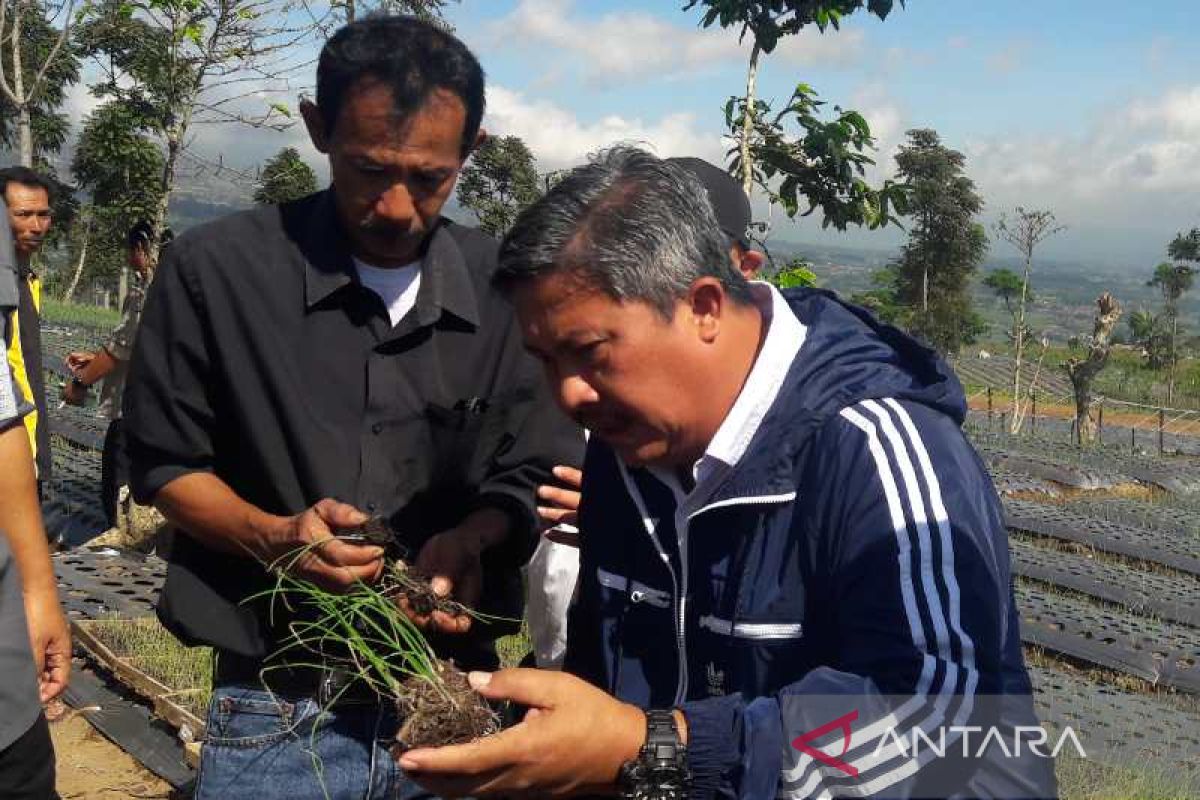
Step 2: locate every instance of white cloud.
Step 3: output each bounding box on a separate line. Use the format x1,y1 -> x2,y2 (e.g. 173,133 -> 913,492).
483,84 -> 723,169
484,0 -> 865,88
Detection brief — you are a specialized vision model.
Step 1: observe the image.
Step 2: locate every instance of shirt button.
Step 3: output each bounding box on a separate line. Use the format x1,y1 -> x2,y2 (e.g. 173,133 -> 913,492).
371,423 -> 383,435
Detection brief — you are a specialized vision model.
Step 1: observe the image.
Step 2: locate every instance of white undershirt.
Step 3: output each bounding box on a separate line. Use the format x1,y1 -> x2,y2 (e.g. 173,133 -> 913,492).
354,258 -> 422,327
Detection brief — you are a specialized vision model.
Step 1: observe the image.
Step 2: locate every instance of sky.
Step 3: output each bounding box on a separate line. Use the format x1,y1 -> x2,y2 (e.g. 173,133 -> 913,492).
61,0 -> 1200,270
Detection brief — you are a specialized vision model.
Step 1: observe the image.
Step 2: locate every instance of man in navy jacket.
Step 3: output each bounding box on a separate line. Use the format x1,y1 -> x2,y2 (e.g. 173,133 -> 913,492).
400,147 -> 1058,800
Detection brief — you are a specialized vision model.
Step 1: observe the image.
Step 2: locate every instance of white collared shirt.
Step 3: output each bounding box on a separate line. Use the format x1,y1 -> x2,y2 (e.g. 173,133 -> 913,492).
649,281 -> 807,507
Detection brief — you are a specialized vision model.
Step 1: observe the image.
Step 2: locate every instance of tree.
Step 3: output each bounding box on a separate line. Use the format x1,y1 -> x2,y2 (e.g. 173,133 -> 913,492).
455,135 -> 540,238
1148,259 -> 1195,403
1126,308 -> 1169,370
254,146 -> 317,205
851,264 -> 903,324
686,0 -> 907,235
0,0 -> 79,166
1168,227 -> 1200,264
994,207 -> 1064,432
65,100 -> 165,301
1064,293 -> 1121,445
769,256 -> 818,289
889,128 -> 988,354
75,0 -> 312,264
983,268 -> 1026,316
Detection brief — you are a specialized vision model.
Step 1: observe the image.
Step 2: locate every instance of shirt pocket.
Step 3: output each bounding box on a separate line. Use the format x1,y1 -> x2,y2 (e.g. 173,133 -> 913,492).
425,386 -> 534,486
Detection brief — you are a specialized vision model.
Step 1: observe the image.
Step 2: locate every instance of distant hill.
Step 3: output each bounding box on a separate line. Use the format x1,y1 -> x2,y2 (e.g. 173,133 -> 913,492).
766,237 -> 1199,343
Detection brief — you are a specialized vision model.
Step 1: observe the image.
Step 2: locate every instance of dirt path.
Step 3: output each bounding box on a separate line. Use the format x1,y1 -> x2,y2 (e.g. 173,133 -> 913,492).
49,708 -> 177,799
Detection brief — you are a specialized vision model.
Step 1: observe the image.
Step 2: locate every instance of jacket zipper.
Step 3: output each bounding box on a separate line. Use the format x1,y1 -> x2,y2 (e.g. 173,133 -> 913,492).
617,464 -> 687,704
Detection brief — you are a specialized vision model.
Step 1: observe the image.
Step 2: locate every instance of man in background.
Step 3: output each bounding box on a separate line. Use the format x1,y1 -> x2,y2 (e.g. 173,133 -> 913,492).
0,192 -> 71,800
63,221 -> 172,536
1,166 -> 55,496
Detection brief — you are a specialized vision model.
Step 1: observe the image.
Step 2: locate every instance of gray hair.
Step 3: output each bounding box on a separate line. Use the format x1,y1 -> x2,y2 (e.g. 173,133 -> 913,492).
494,146 -> 753,318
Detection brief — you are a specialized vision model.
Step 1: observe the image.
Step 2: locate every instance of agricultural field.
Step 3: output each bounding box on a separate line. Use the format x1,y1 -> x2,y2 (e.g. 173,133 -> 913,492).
41,319 -> 1200,797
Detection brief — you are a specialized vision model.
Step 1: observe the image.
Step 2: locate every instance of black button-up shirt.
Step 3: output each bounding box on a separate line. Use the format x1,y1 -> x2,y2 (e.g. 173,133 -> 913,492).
124,191 -> 583,664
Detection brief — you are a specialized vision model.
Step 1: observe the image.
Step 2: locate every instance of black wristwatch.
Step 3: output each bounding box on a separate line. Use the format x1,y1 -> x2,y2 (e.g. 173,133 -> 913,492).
618,709 -> 690,800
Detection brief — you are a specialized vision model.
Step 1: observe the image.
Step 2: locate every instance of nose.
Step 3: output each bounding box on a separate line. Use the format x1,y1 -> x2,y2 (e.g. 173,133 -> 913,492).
374,183 -> 415,227
557,374 -> 598,416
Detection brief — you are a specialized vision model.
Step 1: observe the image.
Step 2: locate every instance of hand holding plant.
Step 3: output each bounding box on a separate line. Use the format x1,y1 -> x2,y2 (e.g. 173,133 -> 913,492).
271,498 -> 385,592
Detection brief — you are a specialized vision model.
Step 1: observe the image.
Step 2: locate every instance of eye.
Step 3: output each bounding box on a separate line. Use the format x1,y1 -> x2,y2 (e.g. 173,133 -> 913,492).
576,340 -> 607,363
411,171 -> 447,192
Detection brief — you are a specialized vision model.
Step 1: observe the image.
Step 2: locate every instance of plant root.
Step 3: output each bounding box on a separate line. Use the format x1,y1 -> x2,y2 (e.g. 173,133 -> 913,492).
393,660 -> 499,751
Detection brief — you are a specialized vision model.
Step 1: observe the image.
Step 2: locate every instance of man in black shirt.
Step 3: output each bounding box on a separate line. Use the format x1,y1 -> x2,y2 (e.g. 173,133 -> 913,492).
124,16 -> 582,799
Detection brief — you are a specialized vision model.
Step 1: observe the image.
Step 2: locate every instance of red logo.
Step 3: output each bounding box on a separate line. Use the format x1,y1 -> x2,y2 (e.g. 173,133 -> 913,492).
791,710 -> 860,778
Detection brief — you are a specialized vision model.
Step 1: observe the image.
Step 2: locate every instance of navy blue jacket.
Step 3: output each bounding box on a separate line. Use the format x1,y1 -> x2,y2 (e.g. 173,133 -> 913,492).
565,290 -> 1057,799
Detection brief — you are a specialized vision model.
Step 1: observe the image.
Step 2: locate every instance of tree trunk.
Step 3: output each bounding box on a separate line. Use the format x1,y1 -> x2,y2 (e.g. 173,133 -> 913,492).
1065,293 -> 1122,445
62,211 -> 92,302
921,264 -> 928,313
739,42 -> 760,198
1168,311 -> 1178,404
1010,246 -> 1034,433
10,1 -> 32,167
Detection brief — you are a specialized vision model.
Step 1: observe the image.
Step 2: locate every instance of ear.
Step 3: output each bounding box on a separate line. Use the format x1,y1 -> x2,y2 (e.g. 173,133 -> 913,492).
738,248 -> 765,279
468,127 -> 488,158
686,277 -> 727,344
300,98 -> 330,154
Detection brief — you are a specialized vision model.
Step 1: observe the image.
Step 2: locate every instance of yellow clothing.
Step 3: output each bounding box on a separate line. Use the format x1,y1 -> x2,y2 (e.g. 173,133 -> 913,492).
5,271 -> 41,466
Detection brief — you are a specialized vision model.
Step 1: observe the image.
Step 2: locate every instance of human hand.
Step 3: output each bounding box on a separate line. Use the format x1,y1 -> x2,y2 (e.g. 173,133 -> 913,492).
23,587 -> 71,703
273,499 -> 385,592
398,669 -> 649,797
536,465 -> 582,541
60,379 -> 88,407
65,351 -> 95,372
408,526 -> 489,634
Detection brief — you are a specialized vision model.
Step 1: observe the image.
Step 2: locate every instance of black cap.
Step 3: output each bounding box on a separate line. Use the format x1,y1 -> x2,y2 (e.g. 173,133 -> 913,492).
667,156 -> 752,249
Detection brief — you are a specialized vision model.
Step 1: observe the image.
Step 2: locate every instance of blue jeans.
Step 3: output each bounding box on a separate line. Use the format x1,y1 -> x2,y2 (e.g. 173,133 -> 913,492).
194,684 -> 437,800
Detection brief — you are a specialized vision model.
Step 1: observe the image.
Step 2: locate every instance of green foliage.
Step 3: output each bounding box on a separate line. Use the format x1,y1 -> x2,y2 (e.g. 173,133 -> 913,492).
983,268 -> 1026,313
1126,308 -> 1170,370
456,135 -> 541,237
1149,260 -> 1195,306
67,100 -> 166,293
770,257 -> 819,289
724,83 -> 908,230
1167,227 -> 1199,263
74,0 -> 198,134
684,1 -> 903,53
40,298 -> 122,329
0,2 -> 81,160
889,129 -> 988,355
253,147 -> 318,205
851,265 -> 903,323
73,102 -> 165,216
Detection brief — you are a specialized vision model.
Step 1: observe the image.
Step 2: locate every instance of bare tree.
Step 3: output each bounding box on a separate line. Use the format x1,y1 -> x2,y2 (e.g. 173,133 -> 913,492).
1064,293 -> 1122,445
994,207 -> 1065,433
0,0 -> 77,166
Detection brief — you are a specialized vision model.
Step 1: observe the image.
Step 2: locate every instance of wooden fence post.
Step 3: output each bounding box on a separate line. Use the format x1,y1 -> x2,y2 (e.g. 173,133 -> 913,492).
1097,403 -> 1103,445
1159,408 -> 1166,455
